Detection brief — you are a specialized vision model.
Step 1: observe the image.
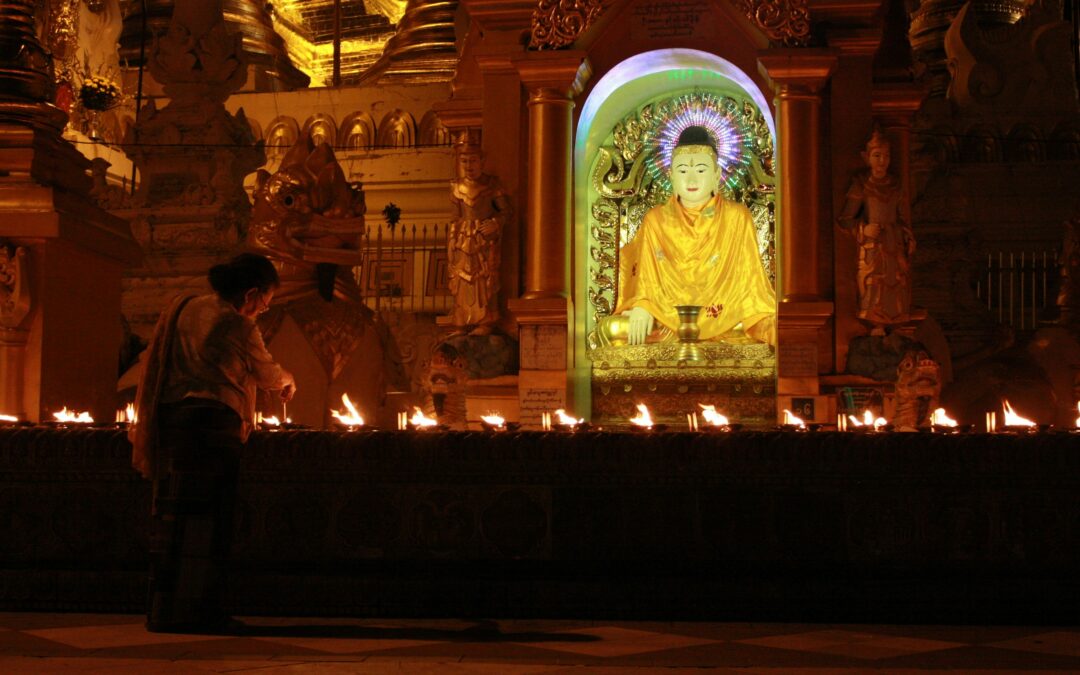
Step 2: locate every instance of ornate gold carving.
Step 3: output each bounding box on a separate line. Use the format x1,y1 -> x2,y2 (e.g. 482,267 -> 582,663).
46,0 -> 80,61
0,244 -> 30,330
529,0 -> 603,50
249,137 -> 365,267
728,0 -> 811,47
148,16 -> 247,100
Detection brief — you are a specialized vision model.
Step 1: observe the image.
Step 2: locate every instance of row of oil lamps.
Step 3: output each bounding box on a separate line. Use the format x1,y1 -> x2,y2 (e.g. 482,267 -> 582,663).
0,396 -> 1065,433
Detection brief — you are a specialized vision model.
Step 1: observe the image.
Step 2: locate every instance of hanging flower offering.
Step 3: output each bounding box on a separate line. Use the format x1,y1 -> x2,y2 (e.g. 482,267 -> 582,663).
79,75 -> 123,111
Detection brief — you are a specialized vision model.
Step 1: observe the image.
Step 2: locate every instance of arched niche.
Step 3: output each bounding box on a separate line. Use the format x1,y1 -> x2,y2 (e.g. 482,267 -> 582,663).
573,49 -> 777,355
339,112 -> 376,150
377,109 -> 416,148
303,113 -> 338,149
418,110 -> 451,146
265,115 -> 300,163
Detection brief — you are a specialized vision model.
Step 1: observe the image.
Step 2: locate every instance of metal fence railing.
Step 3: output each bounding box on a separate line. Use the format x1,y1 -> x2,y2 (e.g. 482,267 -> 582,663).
355,222 -> 452,315
976,250 -> 1058,331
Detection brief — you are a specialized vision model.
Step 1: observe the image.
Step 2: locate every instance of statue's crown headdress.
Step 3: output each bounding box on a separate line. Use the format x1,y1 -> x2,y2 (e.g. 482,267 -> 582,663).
865,126 -> 891,152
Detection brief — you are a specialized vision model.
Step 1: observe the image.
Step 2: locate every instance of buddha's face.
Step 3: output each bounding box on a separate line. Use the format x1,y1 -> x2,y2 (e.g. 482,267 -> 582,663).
671,149 -> 718,208
865,142 -> 890,179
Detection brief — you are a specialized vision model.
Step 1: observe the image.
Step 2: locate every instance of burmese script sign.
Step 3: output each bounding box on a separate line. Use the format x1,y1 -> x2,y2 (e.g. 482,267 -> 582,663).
520,325 -> 566,371
633,0 -> 709,39
777,342 -> 817,377
520,387 -> 566,425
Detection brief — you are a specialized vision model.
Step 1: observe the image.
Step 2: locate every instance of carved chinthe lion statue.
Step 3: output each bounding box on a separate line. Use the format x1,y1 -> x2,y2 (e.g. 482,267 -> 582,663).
247,137 -> 406,427
893,349 -> 942,428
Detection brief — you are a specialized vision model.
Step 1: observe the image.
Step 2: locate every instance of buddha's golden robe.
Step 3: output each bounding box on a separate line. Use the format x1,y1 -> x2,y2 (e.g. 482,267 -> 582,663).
615,194 -> 775,342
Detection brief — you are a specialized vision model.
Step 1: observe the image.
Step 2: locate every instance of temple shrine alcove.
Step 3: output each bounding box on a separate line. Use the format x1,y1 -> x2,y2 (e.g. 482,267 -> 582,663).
574,50 -> 779,426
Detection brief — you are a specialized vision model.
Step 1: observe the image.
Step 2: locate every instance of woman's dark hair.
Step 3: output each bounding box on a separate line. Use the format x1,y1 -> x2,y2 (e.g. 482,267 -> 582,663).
208,253 -> 279,307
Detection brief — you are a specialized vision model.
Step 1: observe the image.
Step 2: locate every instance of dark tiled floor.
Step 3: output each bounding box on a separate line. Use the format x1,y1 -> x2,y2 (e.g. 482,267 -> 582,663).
0,612 -> 1077,672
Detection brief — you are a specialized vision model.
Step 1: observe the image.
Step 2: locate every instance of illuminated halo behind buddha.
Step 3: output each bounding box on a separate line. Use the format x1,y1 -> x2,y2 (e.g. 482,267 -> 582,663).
595,125 -> 776,348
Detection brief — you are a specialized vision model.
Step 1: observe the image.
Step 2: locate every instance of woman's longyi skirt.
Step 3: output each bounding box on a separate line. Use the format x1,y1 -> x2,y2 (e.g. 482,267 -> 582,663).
147,398 -> 243,632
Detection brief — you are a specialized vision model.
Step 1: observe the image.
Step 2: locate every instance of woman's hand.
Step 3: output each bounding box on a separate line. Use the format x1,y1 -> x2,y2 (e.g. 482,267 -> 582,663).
280,382 -> 296,403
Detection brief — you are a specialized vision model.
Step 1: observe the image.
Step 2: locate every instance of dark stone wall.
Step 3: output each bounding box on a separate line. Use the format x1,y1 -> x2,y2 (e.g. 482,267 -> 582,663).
2,427 -> 1080,622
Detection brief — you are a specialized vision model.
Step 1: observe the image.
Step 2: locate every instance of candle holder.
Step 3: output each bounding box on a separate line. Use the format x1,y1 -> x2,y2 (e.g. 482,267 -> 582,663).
674,304 -> 703,362
777,423 -> 822,432
480,420 -> 520,432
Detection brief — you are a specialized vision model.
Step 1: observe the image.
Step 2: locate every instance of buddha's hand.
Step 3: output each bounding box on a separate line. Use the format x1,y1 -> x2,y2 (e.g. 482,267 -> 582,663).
625,306 -> 655,345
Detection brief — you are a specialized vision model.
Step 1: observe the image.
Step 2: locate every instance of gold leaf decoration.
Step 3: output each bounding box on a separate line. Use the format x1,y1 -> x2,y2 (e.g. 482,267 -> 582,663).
530,0 -> 604,50
729,0 -> 811,47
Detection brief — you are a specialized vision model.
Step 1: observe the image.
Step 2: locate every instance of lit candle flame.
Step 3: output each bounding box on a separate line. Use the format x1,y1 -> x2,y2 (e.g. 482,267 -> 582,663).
848,409 -> 889,430
331,393 -> 364,427
53,407 -> 93,424
932,408 -> 958,427
116,403 -> 137,424
0,414 -> 17,422
481,413 -> 506,428
782,409 -> 805,428
629,403 -> 653,427
554,409 -> 583,427
262,415 -> 281,426
1002,400 -> 1035,427
698,404 -> 730,427
410,407 -> 438,428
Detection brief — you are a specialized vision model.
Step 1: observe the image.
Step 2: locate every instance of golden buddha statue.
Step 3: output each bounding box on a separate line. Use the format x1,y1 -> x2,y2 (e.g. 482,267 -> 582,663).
837,128 -> 916,332
446,144 -> 511,336
597,126 -> 776,348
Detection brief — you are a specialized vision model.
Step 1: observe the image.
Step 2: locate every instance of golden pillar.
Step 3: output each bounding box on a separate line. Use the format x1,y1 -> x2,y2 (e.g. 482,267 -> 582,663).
758,50 -> 838,302
512,51 -> 589,301
509,51 -> 589,426
758,50 -> 838,408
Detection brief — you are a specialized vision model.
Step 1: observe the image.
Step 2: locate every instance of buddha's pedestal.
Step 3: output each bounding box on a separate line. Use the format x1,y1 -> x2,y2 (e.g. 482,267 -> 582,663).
590,342 -> 776,428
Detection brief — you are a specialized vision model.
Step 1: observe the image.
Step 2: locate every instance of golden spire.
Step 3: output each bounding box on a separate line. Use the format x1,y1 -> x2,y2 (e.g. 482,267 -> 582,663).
353,0 -> 459,85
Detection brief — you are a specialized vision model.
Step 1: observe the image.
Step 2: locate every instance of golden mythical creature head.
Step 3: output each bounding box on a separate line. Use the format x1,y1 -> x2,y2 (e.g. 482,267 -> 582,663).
250,136 -> 365,265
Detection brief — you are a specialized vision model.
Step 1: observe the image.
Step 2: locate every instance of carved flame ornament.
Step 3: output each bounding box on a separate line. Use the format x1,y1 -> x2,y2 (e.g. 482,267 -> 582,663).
529,0 -> 604,50
729,0 -> 811,47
